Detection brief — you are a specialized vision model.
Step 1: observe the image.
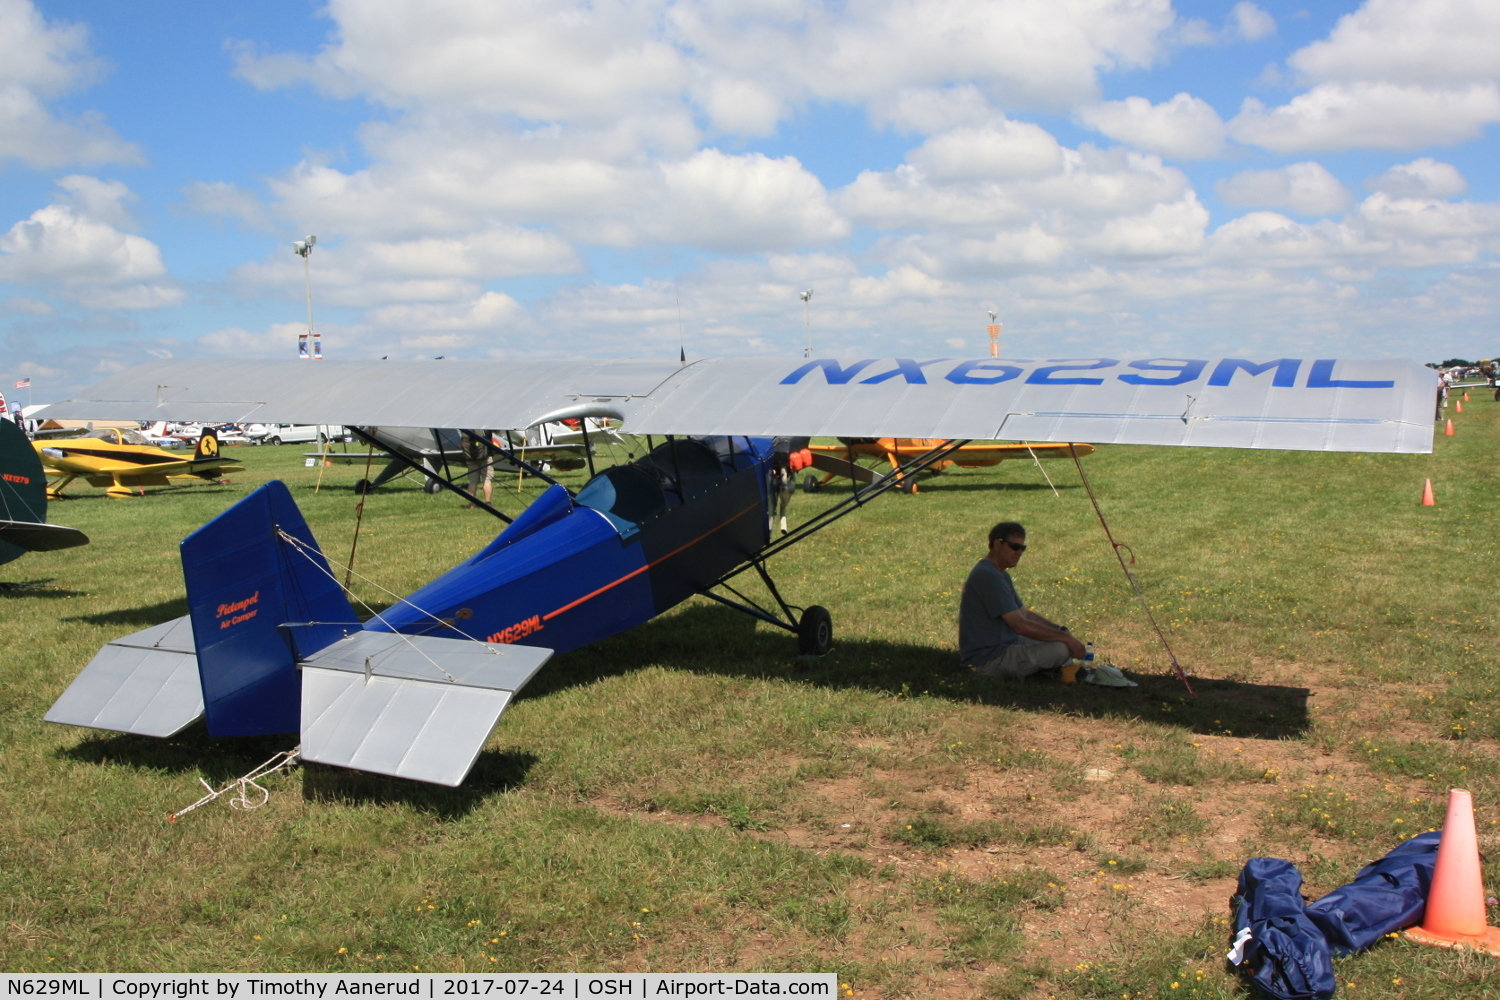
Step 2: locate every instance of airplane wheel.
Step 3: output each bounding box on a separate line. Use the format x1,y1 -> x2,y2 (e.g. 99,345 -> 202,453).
268,436 -> 282,447
899,478 -> 917,494
354,479 -> 373,495
802,473 -> 821,493
423,478 -> 443,494
797,605 -> 833,656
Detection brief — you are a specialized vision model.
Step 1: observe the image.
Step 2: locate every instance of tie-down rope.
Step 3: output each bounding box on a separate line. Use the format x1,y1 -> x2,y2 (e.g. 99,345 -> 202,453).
168,747 -> 301,822
1068,444 -> 1195,697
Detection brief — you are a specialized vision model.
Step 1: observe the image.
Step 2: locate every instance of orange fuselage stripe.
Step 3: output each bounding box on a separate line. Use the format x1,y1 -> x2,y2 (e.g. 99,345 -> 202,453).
541,501 -> 759,622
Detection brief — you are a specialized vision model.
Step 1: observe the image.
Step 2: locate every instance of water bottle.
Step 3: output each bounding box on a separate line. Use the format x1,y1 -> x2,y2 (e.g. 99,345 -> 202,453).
1084,641 -> 1095,665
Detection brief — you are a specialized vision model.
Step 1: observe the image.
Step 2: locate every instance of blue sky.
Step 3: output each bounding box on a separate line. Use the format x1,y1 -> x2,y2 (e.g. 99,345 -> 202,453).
2,0 -> 1498,400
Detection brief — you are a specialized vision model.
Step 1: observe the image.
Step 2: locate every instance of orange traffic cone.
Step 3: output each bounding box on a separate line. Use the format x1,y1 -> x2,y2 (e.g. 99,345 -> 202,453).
1405,789 -> 1500,955
1463,391 -> 1470,401
1456,400 -> 1464,413
1446,419 -> 1455,436
1421,479 -> 1435,506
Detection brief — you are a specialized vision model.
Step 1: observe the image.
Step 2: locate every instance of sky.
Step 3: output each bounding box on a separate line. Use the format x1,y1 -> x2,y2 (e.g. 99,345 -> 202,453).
1,0 -> 1498,401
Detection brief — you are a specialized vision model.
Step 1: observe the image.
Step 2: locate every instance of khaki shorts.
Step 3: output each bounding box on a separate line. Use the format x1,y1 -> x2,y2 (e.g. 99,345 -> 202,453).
466,460 -> 494,489
970,638 -> 1072,680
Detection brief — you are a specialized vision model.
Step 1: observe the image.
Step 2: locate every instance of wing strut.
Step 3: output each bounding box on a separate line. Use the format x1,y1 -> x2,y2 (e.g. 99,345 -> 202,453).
1068,444 -> 1195,697
348,427 -> 513,523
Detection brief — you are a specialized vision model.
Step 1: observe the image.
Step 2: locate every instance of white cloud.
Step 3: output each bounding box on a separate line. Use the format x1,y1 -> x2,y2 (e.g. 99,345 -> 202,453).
1231,0 -> 1500,152
366,291 -> 526,332
869,86 -> 997,134
1229,2 -> 1276,43
1077,93 -> 1226,159
199,322 -> 319,358
1079,195 -> 1209,258
0,181 -> 182,309
649,150 -> 848,252
1217,162 -> 1351,216
907,120 -> 1063,181
1367,158 -> 1468,198
0,0 -> 139,167
3,294 -> 52,315
55,174 -> 137,230
230,227 -> 581,310
1356,192 -> 1500,243
1229,83 -> 1500,153
1290,0 -> 1500,86
236,0 -> 1179,134
183,181 -> 274,231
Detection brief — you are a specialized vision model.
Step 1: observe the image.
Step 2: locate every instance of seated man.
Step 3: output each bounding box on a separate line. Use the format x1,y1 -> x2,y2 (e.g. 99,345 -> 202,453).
959,521 -> 1086,679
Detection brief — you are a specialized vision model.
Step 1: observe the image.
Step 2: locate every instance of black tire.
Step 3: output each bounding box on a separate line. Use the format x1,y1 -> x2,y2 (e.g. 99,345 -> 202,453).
423,478 -> 443,494
797,605 -> 833,656
354,479 -> 373,495
268,436 -> 282,447
802,473 -> 821,493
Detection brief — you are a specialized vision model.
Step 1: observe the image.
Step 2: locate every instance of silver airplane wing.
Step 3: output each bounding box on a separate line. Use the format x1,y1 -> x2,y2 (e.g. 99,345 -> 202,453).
35,355 -> 1437,453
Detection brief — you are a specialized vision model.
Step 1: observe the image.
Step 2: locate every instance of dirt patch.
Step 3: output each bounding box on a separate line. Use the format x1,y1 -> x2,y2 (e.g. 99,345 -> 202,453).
584,661 -> 1486,998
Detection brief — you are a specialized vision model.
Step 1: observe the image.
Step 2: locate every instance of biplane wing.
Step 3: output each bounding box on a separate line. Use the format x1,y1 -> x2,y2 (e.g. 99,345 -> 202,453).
36,355 -> 1436,454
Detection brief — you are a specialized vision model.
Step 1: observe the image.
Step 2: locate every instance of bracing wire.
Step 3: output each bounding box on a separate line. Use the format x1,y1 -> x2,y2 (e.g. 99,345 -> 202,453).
274,528 -> 491,684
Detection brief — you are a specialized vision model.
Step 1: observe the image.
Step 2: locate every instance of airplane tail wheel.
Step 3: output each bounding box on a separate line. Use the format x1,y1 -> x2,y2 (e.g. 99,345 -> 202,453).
801,473 -> 821,493
354,479 -> 373,495
797,605 -> 833,656
423,478 -> 444,494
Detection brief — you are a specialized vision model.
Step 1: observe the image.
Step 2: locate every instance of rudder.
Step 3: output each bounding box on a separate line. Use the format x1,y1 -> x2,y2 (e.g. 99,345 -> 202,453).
182,480 -> 357,736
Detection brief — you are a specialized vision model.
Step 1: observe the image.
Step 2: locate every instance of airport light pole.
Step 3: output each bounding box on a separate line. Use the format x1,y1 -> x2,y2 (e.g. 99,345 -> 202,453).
293,235 -> 319,359
800,288 -> 813,357
987,309 -> 1001,358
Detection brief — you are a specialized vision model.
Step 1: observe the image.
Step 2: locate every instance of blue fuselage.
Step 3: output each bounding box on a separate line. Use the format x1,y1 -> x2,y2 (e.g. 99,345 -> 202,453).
367,437 -> 775,654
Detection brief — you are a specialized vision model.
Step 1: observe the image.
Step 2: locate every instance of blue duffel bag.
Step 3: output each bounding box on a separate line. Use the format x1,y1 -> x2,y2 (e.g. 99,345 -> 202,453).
1306,831 -> 1441,955
1230,858 -> 1337,1000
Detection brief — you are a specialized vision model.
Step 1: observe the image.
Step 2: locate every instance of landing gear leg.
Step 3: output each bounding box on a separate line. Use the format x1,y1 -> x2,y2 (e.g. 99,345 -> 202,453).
704,558 -> 832,657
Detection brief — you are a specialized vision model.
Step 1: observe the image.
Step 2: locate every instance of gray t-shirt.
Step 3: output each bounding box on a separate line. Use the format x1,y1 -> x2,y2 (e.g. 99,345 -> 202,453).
958,559 -> 1024,667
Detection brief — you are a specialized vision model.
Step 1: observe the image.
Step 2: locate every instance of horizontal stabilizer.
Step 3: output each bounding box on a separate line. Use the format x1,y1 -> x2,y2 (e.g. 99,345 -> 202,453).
299,631 -> 551,786
44,616 -> 204,737
0,520 -> 90,552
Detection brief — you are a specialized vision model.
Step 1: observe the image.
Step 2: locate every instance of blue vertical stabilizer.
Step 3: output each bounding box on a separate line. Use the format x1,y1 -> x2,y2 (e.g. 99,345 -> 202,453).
181,480 -> 357,736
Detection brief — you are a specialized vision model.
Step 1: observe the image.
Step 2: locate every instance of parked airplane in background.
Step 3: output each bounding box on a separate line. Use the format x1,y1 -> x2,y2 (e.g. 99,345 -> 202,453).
0,418 -> 89,566
317,420 -> 631,495
36,427 -> 243,499
804,438 -> 1095,492
38,354 -> 1436,788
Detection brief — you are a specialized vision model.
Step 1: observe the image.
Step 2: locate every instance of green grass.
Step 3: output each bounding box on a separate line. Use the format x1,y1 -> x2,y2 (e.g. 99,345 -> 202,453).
2,404 -> 1499,996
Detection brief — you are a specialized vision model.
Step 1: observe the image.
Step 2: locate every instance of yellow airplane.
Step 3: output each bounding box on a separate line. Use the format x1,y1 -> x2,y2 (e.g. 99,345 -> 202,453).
806,437 -> 1096,493
37,427 -> 244,499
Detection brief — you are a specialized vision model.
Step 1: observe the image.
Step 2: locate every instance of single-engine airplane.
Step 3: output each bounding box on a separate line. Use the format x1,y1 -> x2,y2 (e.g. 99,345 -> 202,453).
804,438 -> 1095,493
0,418 -> 89,567
38,354 -> 1436,788
37,426 -> 243,499
317,420 -> 628,495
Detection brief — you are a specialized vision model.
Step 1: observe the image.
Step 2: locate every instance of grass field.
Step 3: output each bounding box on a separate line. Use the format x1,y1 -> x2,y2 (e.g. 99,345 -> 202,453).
2,404 -> 1498,998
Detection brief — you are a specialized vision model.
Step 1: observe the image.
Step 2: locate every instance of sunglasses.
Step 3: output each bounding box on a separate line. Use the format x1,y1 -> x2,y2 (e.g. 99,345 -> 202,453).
1001,541 -> 1027,553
